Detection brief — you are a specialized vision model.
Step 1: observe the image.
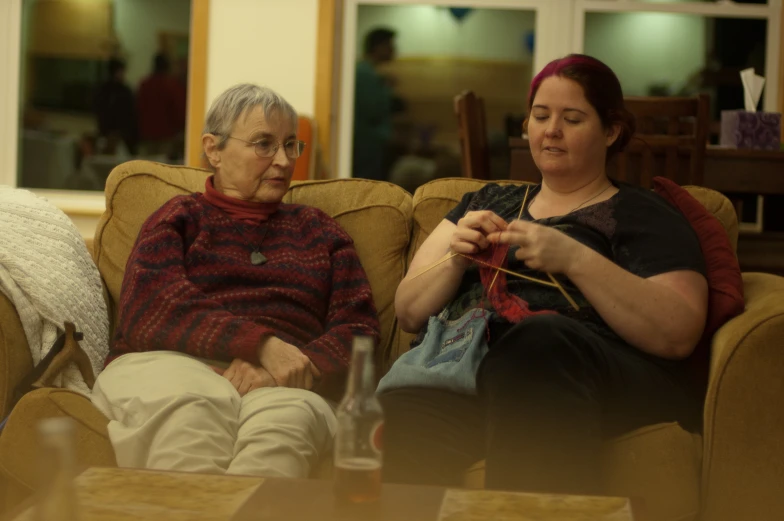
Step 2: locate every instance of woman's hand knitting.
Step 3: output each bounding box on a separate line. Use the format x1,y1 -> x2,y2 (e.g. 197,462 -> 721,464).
488,220 -> 587,275
451,211 -> 507,266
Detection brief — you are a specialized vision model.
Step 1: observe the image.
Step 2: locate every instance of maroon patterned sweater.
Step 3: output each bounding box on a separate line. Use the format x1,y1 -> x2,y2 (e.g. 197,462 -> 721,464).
108,193 -> 380,397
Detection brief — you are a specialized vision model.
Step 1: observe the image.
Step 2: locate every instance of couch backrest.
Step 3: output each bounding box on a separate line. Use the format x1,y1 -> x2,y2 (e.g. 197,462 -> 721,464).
93,160 -> 412,369
396,177 -> 740,361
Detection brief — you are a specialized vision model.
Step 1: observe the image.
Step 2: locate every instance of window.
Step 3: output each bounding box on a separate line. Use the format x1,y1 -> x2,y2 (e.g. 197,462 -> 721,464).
336,0 -> 781,178
339,0 -> 548,188
0,0 -> 192,203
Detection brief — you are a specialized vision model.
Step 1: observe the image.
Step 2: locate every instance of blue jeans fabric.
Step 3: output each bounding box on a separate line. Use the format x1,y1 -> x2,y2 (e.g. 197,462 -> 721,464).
376,309 -> 495,395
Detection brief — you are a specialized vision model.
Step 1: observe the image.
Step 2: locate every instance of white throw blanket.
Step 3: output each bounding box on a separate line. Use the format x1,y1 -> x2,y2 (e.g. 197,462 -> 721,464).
0,186 -> 109,396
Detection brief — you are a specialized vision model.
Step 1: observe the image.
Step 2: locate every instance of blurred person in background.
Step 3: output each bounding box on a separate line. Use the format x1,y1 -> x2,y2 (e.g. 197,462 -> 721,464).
137,53 -> 187,160
95,58 -> 138,155
353,27 -> 399,181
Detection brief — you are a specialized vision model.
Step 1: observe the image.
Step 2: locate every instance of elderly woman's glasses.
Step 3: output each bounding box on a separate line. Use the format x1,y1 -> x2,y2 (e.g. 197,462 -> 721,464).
227,136 -> 306,159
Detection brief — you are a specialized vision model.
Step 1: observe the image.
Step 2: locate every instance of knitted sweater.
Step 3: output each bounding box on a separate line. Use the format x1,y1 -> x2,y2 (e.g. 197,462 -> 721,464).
109,193 -> 380,397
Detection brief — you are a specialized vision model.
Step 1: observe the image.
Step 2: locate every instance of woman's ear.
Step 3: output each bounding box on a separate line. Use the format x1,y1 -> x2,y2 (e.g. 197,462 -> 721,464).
605,123 -> 621,148
202,134 -> 221,168
522,118 -> 529,135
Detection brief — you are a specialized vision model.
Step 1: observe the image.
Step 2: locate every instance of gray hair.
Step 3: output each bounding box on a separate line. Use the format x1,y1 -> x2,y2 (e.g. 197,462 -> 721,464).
203,84 -> 298,149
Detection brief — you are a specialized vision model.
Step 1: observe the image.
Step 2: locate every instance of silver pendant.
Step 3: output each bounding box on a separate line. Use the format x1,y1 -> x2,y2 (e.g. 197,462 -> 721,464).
250,251 -> 267,265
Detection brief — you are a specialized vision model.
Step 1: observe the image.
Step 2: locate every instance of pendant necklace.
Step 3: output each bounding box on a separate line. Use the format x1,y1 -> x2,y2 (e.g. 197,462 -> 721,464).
248,223 -> 269,265
225,218 -> 270,266
250,250 -> 266,266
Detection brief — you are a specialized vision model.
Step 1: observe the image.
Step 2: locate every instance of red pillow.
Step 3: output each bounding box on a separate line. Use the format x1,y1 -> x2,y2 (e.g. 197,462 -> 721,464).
653,177 -> 745,383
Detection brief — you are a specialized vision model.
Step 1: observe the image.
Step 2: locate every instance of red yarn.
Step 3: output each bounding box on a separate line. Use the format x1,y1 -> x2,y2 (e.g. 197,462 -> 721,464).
467,244 -> 556,323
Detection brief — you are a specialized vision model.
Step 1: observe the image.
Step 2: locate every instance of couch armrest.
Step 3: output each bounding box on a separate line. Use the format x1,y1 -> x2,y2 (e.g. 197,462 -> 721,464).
0,293 -> 33,420
701,272 -> 784,521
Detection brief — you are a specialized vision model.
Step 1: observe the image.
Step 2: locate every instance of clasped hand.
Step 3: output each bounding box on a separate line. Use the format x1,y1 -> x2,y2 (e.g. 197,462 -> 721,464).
216,336 -> 320,396
257,336 -> 319,390
453,211 -> 585,275
214,359 -> 276,397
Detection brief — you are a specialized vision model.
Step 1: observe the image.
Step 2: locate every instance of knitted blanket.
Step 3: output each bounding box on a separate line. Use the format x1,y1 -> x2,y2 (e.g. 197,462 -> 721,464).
0,186 -> 109,396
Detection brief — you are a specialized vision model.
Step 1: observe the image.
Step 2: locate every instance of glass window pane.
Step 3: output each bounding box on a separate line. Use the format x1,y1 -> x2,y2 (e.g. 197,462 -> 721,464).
353,4 -> 535,188
17,0 -> 191,190
584,11 -> 767,141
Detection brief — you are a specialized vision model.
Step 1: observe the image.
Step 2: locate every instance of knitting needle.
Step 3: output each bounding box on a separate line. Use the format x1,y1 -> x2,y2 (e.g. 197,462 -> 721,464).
458,254 -> 558,287
407,251 -> 460,281
547,273 -> 580,311
488,185 -> 530,294
512,185 -> 579,311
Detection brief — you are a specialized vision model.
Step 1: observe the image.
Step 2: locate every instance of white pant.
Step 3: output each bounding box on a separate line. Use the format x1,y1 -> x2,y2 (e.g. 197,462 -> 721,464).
91,351 -> 337,478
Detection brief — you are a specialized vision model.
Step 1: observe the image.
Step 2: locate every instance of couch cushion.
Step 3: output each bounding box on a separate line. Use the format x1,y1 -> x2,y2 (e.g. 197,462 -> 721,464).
655,179 -> 745,341
283,179 -> 412,369
95,161 -> 412,368
402,178 -> 739,361
0,388 -> 114,510
0,294 -> 33,420
93,161 -> 209,319
462,423 -> 701,521
681,185 -> 739,253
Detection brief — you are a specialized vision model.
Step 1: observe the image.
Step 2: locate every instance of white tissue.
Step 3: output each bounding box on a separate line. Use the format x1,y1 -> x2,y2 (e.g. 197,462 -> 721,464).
740,68 -> 765,112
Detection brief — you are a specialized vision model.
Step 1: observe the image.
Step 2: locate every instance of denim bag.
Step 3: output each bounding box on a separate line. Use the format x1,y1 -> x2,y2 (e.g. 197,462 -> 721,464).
377,308 -> 495,395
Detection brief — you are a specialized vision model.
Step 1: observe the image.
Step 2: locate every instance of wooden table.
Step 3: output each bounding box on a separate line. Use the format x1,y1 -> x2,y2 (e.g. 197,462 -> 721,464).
9,467 -> 645,521
509,137 -> 784,195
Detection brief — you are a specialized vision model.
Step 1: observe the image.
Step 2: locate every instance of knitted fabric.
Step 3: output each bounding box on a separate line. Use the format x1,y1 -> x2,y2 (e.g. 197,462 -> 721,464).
203,176 -> 280,224
0,186 -> 110,396
468,244 -> 556,323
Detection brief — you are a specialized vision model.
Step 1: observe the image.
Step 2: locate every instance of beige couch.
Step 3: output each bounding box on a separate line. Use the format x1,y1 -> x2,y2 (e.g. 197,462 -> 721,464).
1,160 -> 783,521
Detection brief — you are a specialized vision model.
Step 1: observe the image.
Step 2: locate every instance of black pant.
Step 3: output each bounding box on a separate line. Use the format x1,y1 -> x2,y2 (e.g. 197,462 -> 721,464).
379,314 -> 701,494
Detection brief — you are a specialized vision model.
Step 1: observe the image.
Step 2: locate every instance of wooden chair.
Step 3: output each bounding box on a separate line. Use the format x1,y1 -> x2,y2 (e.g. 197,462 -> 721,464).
454,91 -> 490,180
614,94 -> 710,188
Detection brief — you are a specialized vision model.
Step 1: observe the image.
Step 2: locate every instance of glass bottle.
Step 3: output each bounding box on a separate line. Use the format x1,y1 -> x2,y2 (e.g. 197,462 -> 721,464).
333,336 -> 384,503
33,417 -> 80,521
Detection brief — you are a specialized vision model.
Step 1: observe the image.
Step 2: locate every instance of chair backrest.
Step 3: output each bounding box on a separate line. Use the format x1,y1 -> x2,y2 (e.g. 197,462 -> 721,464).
292,115 -> 317,181
614,94 -> 710,188
454,91 -> 490,180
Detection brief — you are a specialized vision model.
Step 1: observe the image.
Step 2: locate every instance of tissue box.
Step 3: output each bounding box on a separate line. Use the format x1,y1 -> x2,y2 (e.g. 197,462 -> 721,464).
720,110 -> 781,150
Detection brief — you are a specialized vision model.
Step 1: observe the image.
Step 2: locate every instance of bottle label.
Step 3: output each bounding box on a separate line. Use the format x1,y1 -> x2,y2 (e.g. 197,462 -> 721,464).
370,421 -> 383,455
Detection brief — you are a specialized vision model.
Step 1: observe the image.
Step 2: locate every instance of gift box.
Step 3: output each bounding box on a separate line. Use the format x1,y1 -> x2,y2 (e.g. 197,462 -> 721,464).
720,110 -> 782,151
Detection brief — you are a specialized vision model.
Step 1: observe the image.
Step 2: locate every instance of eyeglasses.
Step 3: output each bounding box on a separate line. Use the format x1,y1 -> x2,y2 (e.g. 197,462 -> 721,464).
226,136 -> 306,159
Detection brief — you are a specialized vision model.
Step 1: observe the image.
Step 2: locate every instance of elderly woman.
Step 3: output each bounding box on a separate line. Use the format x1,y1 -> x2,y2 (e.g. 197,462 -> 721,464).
380,55 -> 708,494
91,84 -> 379,478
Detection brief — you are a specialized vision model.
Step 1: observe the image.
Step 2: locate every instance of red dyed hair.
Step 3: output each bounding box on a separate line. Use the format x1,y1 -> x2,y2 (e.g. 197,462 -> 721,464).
526,54 -> 635,160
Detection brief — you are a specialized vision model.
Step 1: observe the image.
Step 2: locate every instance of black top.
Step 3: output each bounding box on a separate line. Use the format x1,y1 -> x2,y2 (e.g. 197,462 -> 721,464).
441,181 -> 706,344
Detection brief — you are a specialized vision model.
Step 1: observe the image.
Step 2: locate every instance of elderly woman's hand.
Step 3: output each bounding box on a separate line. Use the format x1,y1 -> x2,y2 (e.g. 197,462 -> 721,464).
488,220 -> 588,275
257,336 -> 316,389
451,211 -> 508,266
218,359 -> 276,397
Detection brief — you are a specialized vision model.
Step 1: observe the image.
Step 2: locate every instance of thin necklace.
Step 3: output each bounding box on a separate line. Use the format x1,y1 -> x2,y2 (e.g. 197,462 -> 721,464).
528,182 -> 613,216
223,216 -> 270,266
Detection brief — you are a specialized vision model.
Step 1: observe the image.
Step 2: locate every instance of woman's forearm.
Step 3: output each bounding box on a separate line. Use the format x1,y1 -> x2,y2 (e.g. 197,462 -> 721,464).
395,252 -> 467,333
566,247 -> 706,359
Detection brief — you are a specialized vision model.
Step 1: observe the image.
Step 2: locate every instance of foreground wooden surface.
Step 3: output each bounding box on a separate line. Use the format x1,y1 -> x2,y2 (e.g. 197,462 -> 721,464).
9,467 -> 642,521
